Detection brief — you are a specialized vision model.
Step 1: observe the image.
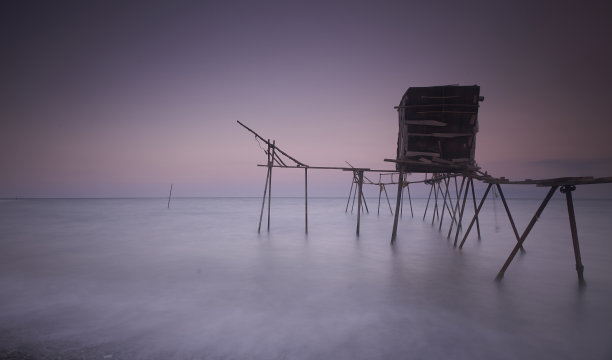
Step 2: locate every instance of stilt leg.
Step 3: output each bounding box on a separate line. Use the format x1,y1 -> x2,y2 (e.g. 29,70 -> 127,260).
305,167 -> 308,234
345,179 -> 354,213
423,181 -> 434,221
448,176 -> 466,239
383,185 -> 393,215
258,165 -> 270,233
470,178 -> 482,239
407,183 -> 414,217
439,177 -> 450,231
454,178 -> 471,247
356,170 -> 364,236
496,186 -> 558,280
496,184 -> 524,252
561,185 -> 585,283
391,169 -> 404,243
459,183 -> 492,249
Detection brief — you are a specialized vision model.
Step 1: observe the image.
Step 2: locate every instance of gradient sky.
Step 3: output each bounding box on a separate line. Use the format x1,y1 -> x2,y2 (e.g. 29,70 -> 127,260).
2,0 -> 612,197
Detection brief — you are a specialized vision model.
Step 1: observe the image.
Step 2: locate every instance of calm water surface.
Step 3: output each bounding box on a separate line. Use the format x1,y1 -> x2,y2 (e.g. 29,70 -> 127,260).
1,197 -> 611,359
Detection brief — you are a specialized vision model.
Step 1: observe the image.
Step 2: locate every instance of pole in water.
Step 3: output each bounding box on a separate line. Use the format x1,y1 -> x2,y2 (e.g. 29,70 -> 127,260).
167,184 -> 173,209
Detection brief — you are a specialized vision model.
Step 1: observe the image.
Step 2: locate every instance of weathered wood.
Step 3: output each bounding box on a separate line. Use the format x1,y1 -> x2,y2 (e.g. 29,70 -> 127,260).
470,178 -> 482,239
305,168 -> 308,234
167,184 -> 173,209
356,170 -> 364,236
454,178 -> 471,247
391,169 -> 404,243
561,185 -> 585,283
403,120 -> 448,126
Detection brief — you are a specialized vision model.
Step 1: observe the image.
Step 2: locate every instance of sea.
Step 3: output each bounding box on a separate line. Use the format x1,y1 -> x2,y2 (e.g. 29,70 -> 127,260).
1,197 -> 611,360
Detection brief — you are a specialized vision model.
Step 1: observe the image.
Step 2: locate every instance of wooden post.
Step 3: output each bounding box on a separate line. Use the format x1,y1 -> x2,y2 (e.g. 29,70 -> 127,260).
167,184 -> 173,209
258,143 -> 271,233
383,185 -> 393,215
377,174 -> 383,215
356,170 -> 364,236
496,184 -> 525,252
496,186 -> 558,280
423,181 -> 434,221
391,168 -> 404,243
448,176 -> 466,239
470,178 -> 482,239
345,177 -> 355,213
406,183 -> 414,217
453,178 -> 471,247
438,177 -> 450,231
267,140 -> 275,231
432,179 -> 440,225
561,185 -> 585,283
305,167 -> 308,234
459,183 -> 492,249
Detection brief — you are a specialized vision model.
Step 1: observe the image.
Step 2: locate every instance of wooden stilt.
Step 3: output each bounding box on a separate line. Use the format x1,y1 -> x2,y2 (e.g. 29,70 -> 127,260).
258,150 -> 271,233
447,176 -> 466,238
361,190 -> 370,214
345,178 -> 354,213
496,186 -> 558,280
432,179 -> 440,225
391,169 -> 404,243
438,177 -> 450,231
377,182 -> 383,216
496,184 -> 525,252
454,178 -> 471,247
356,170 -> 364,236
423,180 -> 434,221
351,173 -> 358,213
167,184 -> 173,209
561,185 -> 585,283
459,183 -> 492,249
383,185 -> 393,215
305,167 -> 308,234
267,140 -> 275,231
406,183 -> 414,217
470,178 -> 482,239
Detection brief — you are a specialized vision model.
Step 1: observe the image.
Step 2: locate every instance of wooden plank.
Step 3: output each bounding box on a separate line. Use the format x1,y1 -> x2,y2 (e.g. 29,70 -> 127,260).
404,120 -> 448,126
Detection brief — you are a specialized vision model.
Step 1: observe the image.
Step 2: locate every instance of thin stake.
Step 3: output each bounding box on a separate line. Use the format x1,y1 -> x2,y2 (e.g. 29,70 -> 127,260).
345,178 -> 354,213
448,176 -> 466,238
459,183 -> 492,249
470,178 -> 482,239
561,185 -> 585,283
496,184 -> 524,252
438,177 -> 450,231
267,140 -> 275,231
391,169 -> 404,243
258,163 -> 270,233
454,178 -> 471,247
383,185 -> 393,215
406,183 -> 414,217
305,167 -> 308,234
167,184 -> 173,209
356,170 -> 364,236
423,181 -> 434,221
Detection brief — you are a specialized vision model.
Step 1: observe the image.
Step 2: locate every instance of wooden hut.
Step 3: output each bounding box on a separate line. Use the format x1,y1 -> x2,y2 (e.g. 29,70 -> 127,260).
395,85 -> 483,173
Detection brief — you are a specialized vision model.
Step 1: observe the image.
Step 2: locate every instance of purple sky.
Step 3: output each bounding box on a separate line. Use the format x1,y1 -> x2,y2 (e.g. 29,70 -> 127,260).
2,0 -> 612,197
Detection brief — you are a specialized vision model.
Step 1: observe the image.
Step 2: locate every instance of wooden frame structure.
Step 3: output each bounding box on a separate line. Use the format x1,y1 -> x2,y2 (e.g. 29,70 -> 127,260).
238,83 -> 612,284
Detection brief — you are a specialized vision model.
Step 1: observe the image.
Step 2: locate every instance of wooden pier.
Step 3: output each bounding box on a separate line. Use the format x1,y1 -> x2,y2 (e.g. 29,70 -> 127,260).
237,85 -> 612,284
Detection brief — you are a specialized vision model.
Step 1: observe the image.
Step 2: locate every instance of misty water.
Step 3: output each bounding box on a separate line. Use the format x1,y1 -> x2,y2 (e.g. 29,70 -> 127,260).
1,197 -> 611,359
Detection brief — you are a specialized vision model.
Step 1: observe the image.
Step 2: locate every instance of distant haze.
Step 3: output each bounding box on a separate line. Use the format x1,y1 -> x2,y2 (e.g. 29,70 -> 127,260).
2,1 -> 612,198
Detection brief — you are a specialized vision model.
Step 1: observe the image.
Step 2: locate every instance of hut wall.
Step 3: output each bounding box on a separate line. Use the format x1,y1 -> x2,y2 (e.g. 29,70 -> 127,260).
396,85 -> 482,172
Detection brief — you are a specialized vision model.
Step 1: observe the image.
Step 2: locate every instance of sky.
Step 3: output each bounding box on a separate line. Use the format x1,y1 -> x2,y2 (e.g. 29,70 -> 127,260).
1,0 -> 612,198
